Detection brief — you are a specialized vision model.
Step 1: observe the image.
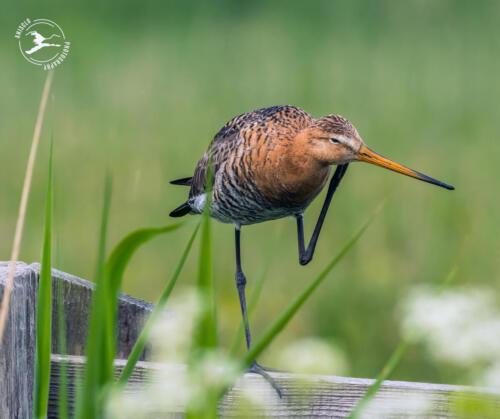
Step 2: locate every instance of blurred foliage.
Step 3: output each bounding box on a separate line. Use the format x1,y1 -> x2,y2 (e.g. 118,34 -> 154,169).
1,0 -> 499,385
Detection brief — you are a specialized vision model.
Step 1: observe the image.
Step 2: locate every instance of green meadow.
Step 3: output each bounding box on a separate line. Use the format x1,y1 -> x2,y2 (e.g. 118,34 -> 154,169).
1,0 -> 499,386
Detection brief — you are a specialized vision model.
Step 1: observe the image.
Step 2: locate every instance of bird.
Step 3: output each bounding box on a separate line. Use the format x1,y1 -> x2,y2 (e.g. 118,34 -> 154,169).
169,105 -> 454,392
25,31 -> 61,55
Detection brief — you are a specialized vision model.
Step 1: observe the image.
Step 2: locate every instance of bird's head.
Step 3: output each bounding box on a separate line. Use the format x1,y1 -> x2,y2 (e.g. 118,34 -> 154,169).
303,114 -> 454,190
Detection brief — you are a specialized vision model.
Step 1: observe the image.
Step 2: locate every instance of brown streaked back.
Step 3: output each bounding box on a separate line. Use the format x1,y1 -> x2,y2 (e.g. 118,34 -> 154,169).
189,105 -> 315,199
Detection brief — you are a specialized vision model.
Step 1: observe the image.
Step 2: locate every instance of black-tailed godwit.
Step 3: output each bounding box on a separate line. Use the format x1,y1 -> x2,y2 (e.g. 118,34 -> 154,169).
170,105 -> 454,391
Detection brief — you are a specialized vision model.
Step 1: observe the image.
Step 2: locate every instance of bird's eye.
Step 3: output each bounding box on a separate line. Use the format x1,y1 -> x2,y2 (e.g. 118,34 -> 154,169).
329,137 -> 340,144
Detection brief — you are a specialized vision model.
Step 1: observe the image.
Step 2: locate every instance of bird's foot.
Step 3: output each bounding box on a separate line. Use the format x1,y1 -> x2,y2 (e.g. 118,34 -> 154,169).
246,361 -> 283,398
251,361 -> 282,373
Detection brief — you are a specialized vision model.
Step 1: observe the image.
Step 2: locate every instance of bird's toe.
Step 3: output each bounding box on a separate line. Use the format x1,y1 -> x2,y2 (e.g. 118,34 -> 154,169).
246,361 -> 283,398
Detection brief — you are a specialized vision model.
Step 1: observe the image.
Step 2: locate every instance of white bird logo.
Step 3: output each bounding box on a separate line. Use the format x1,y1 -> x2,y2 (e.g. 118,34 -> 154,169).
24,30 -> 61,55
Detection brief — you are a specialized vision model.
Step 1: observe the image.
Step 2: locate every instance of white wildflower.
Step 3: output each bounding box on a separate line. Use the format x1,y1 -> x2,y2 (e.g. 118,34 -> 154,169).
232,375 -> 284,415
187,351 -> 240,412
108,288 -> 223,417
360,391 -> 433,418
270,337 -> 348,376
107,388 -> 149,419
149,287 -> 202,363
400,286 -> 500,365
481,361 -> 500,388
148,364 -> 189,412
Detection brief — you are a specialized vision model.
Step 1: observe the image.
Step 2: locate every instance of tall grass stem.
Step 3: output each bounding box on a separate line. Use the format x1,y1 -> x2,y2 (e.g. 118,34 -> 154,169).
0,70 -> 54,345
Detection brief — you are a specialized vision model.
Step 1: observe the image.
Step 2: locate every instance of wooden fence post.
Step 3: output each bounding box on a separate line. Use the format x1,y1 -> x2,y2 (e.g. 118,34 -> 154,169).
0,262 -> 153,419
0,262 -> 37,419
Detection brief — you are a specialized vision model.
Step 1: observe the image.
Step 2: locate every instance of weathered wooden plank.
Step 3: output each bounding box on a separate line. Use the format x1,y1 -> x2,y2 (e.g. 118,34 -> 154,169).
0,262 -> 153,419
28,263 -> 154,359
0,262 -> 37,419
48,355 -> 154,418
48,354 -> 500,418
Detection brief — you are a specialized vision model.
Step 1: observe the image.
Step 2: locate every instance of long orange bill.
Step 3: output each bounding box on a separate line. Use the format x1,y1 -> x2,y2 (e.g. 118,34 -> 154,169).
356,145 -> 454,190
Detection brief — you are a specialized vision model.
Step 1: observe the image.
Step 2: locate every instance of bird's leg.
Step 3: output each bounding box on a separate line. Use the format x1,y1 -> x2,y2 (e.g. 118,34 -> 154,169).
234,227 -> 282,397
235,227 -> 252,349
296,163 -> 349,266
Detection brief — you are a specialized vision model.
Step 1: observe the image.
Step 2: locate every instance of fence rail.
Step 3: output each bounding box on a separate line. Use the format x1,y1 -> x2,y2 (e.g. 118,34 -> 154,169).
1,262 -> 498,418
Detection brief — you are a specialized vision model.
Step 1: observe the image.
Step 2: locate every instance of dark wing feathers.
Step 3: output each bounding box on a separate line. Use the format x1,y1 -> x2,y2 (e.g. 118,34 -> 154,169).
170,177 -> 192,186
169,202 -> 191,217
189,138 -> 232,198
173,105 -> 314,201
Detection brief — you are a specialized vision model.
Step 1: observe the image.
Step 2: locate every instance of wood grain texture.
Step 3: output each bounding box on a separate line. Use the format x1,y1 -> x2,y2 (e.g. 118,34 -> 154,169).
0,262 -> 153,419
0,262 -> 37,419
49,355 -> 500,418
29,263 -> 154,359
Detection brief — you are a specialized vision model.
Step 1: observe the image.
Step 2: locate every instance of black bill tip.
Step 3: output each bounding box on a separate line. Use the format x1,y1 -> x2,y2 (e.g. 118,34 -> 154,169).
415,170 -> 455,191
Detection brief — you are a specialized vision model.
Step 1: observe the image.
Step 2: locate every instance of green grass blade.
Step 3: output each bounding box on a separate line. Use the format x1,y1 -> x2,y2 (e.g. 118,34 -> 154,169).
191,161 -> 217,353
186,161 -> 218,418
56,282 -> 68,419
103,221 -> 187,377
347,265 -> 459,419
33,140 -> 53,419
195,204 -> 217,349
75,174 -> 112,419
105,222 -> 187,299
242,209 -> 378,367
97,174 -> 115,387
346,340 -> 410,419
53,140 -> 69,419
117,221 -> 200,386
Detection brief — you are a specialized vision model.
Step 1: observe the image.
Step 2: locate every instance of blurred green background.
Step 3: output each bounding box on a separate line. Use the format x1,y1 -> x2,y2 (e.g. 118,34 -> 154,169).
1,0 -> 499,385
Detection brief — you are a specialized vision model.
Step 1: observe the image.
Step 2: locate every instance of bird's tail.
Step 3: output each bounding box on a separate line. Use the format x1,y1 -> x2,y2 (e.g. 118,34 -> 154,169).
169,202 -> 191,217
170,177 -> 192,186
